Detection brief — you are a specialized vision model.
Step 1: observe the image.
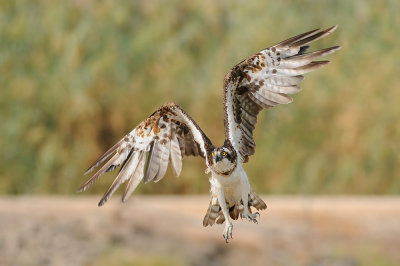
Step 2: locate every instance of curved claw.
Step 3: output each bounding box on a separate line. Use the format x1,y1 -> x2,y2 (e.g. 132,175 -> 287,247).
244,212 -> 259,224
223,235 -> 229,244
222,223 -> 233,243
255,212 -> 260,218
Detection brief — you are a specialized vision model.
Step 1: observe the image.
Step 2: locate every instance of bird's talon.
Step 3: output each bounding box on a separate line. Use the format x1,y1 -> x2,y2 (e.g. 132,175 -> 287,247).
222,223 -> 233,243
243,211 -> 259,224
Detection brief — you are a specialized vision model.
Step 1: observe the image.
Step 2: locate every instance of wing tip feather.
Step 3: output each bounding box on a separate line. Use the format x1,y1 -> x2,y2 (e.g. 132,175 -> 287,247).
281,94 -> 293,104
328,24 -> 338,33
77,182 -> 91,193
84,162 -> 102,175
98,199 -> 106,207
314,60 -> 330,66
84,139 -> 125,175
274,28 -> 321,48
306,60 -> 331,70
289,25 -> 339,48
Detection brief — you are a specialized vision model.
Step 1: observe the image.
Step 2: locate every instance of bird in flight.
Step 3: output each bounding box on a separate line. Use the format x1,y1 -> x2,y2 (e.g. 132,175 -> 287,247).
79,26 -> 340,242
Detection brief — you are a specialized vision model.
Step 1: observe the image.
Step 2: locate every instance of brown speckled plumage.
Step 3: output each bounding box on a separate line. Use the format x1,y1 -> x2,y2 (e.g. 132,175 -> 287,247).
80,102 -> 215,206
223,25 -> 340,162
80,27 -> 340,236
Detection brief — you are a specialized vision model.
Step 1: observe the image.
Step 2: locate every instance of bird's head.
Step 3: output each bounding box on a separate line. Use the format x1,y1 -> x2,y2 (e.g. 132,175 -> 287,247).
210,145 -> 237,175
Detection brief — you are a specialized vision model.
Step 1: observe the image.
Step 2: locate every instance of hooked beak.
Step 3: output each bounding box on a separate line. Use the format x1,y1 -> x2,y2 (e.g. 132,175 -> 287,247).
215,154 -> 222,163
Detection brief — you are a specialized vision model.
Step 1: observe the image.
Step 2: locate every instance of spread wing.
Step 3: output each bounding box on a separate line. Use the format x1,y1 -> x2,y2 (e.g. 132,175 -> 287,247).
223,26 -> 341,163
79,102 -> 213,206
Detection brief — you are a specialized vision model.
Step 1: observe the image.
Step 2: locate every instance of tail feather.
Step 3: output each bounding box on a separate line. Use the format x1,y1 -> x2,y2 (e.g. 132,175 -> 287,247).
202,196 -> 220,227
249,191 -> 267,211
229,205 -> 240,220
202,191 -> 267,226
216,212 -> 225,224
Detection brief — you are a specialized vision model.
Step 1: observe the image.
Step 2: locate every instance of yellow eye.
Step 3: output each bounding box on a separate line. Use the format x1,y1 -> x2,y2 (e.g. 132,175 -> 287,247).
222,151 -> 226,156
212,152 -> 214,157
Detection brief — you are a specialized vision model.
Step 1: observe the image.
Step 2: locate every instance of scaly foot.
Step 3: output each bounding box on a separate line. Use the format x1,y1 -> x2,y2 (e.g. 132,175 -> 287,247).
222,222 -> 233,243
241,211 -> 260,224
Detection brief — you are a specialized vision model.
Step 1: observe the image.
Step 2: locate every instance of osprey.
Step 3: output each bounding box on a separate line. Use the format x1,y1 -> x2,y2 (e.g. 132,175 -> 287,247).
80,26 -> 340,242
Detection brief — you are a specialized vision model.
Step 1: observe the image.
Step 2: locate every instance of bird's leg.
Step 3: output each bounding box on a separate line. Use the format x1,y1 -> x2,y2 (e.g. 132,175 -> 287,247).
240,176 -> 259,223
216,187 -> 232,243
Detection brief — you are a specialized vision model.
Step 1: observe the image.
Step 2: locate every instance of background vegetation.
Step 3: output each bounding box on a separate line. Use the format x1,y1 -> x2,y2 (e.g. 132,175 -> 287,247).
1,0 -> 399,195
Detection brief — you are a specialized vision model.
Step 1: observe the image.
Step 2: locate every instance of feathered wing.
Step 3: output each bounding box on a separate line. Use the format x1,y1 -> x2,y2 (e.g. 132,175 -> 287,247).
79,103 -> 213,206
223,26 -> 341,162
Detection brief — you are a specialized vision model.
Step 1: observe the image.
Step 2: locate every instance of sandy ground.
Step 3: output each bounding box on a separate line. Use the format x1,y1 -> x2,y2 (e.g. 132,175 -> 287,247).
1,196 -> 400,266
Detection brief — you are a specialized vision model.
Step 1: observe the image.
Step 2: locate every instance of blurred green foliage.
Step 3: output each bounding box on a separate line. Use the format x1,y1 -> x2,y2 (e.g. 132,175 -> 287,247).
0,0 -> 399,195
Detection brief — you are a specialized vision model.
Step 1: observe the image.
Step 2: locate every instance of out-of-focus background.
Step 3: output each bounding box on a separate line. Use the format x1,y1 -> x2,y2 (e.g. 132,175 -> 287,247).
1,0 -> 399,265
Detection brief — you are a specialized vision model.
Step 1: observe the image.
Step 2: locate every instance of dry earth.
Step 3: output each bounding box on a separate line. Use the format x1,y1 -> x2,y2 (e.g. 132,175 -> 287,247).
1,196 -> 399,266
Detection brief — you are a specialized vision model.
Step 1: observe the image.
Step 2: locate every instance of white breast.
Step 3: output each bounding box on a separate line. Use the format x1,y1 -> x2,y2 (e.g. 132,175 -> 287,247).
210,167 -> 243,206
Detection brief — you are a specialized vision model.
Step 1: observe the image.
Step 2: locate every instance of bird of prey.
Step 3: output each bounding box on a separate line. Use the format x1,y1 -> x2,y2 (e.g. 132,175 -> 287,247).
79,26 -> 340,242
